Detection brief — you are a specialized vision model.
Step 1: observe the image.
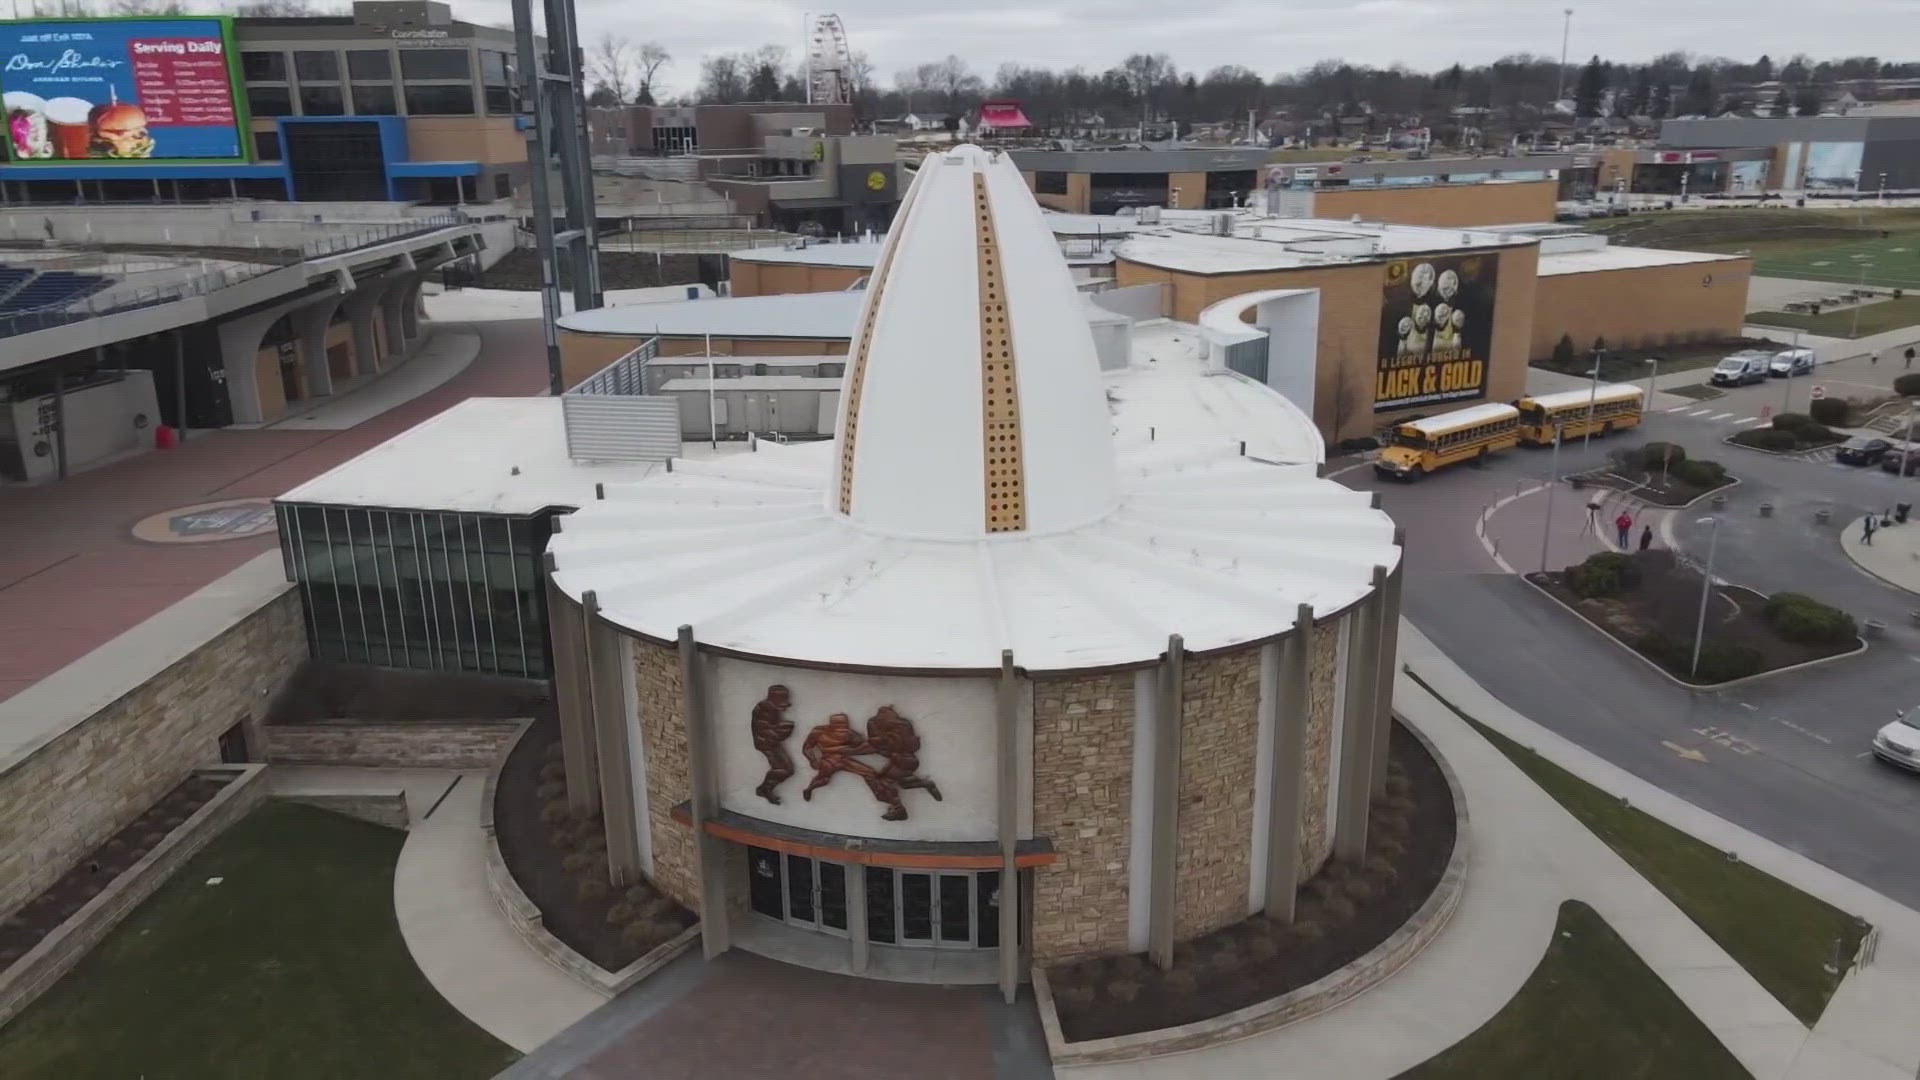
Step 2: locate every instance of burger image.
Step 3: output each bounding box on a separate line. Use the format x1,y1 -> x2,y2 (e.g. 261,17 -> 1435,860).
4,92 -> 51,160
89,99 -> 153,159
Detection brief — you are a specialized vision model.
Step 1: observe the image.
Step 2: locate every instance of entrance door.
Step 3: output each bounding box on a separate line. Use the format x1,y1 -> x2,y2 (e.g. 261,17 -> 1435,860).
745,847 -> 848,937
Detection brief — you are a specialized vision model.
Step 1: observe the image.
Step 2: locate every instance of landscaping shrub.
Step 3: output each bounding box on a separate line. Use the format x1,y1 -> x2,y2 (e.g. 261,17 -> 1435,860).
1164,966 -> 1201,993
1897,373 -> 1920,397
1105,978 -> 1140,1003
605,901 -> 635,925
1732,428 -> 1801,452
1552,333 -> 1576,368
1335,435 -> 1380,452
1808,397 -> 1850,426
1799,422 -> 1837,443
1771,412 -> 1815,433
1055,985 -> 1095,1008
1289,918 -> 1326,941
576,877 -> 610,902
1320,894 -> 1357,923
1568,551 -> 1641,598
1764,592 -> 1858,645
1343,876 -> 1377,901
1673,458 -> 1728,485
1694,644 -> 1765,683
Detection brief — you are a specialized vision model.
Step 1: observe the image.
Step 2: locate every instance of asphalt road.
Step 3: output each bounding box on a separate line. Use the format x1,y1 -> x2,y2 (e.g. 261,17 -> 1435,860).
1347,407 -> 1920,909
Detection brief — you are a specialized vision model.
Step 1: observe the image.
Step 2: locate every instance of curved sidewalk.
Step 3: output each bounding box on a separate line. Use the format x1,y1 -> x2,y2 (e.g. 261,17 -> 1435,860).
1840,514 -> 1920,595
391,769 -> 604,1054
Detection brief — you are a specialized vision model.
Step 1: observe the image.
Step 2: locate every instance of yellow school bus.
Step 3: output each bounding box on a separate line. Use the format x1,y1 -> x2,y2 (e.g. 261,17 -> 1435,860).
1374,402 -> 1521,480
1515,384 -> 1644,446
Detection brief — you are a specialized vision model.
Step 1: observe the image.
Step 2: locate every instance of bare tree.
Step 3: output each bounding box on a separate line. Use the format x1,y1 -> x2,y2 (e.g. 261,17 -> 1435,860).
1120,52 -> 1174,124
900,55 -> 982,116
108,0 -> 188,13
590,33 -> 636,107
637,42 -> 671,106
232,0 -> 335,14
699,55 -> 746,105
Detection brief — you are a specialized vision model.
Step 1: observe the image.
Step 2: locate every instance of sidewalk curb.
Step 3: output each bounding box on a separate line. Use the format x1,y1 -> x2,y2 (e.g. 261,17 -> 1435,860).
1517,571 -> 1868,691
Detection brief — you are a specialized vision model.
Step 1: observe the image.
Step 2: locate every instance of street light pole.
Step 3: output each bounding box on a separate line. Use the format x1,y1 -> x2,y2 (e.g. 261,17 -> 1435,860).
1540,423 -> 1565,573
1555,8 -> 1574,105
1782,329 -> 1800,416
1583,350 -> 1603,450
1851,262 -> 1872,339
1690,516 -> 1722,680
1643,355 -> 1660,413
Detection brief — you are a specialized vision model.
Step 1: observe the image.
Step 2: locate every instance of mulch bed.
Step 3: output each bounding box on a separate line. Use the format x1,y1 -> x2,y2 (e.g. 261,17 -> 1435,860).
1570,469 -> 1731,507
1528,552 -> 1857,686
493,713 -> 694,973
1045,721 -> 1456,1043
465,248 -> 706,292
0,773 -> 231,969
266,661 -> 550,724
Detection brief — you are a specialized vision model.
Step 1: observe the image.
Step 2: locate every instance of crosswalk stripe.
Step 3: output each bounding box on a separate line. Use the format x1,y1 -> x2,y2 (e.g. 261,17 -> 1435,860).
1708,412 -> 1735,420
1686,408 -> 1713,416
1665,405 -> 1693,412
1737,417 -> 1760,425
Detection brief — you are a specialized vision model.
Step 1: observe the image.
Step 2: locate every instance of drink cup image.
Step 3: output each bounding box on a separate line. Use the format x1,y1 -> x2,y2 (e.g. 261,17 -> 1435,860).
44,97 -> 95,160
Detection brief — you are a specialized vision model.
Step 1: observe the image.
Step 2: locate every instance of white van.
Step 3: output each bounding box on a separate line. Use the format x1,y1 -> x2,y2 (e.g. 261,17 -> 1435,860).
1710,351 -> 1771,387
1769,348 -> 1815,377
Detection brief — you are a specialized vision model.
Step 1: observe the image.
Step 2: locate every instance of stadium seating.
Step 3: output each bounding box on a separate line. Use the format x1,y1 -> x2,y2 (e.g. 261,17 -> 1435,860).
0,268 -> 110,314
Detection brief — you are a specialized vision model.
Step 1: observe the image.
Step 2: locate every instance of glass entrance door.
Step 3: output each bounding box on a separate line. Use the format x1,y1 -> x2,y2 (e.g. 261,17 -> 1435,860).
745,846 -> 1007,949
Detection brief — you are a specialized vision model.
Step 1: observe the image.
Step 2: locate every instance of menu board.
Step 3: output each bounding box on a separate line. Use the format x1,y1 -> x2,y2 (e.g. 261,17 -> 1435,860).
1,17 -> 248,164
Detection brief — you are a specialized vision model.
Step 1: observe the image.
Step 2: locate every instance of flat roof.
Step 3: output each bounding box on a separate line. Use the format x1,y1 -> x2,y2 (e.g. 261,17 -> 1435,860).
1537,246 -> 1745,276
1523,384 -> 1643,410
557,290 -> 865,340
1116,218 -> 1529,275
276,397 -> 717,514
1400,402 -> 1520,433
728,240 -> 885,267
658,376 -> 841,391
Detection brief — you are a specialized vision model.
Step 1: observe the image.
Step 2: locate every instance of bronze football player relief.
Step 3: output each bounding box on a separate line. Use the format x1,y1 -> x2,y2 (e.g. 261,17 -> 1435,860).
749,688 -> 941,821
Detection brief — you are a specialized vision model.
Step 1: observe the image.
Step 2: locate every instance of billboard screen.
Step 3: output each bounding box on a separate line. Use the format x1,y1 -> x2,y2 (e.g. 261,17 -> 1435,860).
1374,253 -> 1498,413
2,17 -> 246,164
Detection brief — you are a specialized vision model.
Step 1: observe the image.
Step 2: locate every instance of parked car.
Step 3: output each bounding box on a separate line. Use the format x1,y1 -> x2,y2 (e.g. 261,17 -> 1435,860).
1837,436 -> 1894,466
1769,348 -> 1815,377
1872,709 -> 1920,772
1881,448 -> 1920,476
1710,352 -> 1771,386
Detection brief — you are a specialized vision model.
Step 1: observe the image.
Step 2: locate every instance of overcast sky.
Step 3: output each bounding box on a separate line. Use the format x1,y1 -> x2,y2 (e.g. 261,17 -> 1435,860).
452,0 -> 1915,99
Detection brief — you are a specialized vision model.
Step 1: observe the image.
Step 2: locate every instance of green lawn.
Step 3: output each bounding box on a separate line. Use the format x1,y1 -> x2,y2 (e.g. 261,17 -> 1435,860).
1748,295 -> 1920,338
1588,208 -> 1920,289
1408,671 -> 1867,1027
1400,901 -> 1751,1079
0,801 -> 518,1079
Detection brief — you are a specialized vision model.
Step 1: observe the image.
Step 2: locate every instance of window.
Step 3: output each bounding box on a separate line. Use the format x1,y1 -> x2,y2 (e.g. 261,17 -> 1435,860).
404,83 -> 474,116
493,172 -> 512,199
351,83 -> 398,115
293,50 -> 339,82
242,51 -> 286,82
299,85 -> 346,116
246,85 -> 294,118
346,49 -> 391,80
480,51 -> 514,114
400,48 -> 472,81
253,130 -> 281,161
1033,171 -> 1069,195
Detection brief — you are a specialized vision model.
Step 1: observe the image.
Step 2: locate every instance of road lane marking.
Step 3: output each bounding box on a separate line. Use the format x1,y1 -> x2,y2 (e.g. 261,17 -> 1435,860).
1686,408 -> 1714,416
1737,417 -> 1760,425
1740,702 -> 1757,711
1708,412 -> 1735,421
1666,405 -> 1693,412
1776,717 -> 1833,744
1662,740 -> 1708,762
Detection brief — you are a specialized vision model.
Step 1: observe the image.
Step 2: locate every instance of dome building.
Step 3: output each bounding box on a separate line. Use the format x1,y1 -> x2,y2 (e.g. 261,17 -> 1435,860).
544,144 -> 1404,999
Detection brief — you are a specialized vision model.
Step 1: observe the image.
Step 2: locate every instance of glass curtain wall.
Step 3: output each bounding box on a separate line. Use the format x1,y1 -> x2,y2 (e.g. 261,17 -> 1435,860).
277,502 -> 553,678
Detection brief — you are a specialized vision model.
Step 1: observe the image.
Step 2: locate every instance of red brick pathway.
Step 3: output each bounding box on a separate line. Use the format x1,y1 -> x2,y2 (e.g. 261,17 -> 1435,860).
0,319 -> 547,703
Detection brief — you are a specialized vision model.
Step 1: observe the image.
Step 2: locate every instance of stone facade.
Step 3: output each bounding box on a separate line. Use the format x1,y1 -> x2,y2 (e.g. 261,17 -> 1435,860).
1173,648 -> 1262,941
260,719 -> 525,769
1029,670 -> 1135,963
1299,616 -> 1343,876
0,590 -> 302,923
634,638 -> 699,911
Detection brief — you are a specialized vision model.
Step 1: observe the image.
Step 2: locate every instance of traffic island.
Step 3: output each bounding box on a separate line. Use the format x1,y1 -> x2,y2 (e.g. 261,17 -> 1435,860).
1036,721 -> 1464,1062
1571,442 -> 1736,508
1840,514 -> 1920,595
1527,551 -> 1865,686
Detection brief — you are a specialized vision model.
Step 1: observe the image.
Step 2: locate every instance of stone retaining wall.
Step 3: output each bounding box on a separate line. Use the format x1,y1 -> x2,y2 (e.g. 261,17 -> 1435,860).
0,765 -> 267,1028
278,792 -> 411,831
633,639 -> 698,911
0,589 -> 302,924
1174,648 -> 1262,941
260,719 -> 527,769
1030,670 -> 1135,963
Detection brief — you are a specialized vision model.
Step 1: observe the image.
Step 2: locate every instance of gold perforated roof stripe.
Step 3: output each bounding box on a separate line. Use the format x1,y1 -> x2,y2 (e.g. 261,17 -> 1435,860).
835,167 -> 919,514
974,172 -> 1026,533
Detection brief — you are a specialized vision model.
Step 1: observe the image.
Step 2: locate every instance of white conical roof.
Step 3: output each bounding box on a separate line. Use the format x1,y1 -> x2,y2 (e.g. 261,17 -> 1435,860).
831,145 -> 1119,540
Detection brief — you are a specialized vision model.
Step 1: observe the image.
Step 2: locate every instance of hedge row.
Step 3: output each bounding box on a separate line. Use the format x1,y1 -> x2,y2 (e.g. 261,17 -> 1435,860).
1763,592 -> 1858,645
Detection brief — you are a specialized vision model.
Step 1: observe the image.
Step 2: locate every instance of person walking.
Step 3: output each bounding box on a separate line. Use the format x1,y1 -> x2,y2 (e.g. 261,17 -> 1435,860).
1639,524 -> 1654,551
1863,515 -> 1877,546
1615,510 -> 1633,548
1906,346 -> 1916,370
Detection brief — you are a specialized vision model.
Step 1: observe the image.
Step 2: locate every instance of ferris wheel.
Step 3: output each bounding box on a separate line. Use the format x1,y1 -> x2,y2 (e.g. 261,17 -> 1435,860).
804,13 -> 852,105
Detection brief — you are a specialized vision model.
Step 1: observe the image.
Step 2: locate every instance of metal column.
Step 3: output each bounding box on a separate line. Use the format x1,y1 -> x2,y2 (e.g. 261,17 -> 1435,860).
996,650 -> 1020,1003
1147,634 -> 1184,969
173,328 -> 188,442
50,364 -> 67,480
1263,605 -> 1314,921
678,625 -> 730,958
543,553 -> 598,815
510,0 -> 602,397
1370,533 -> 1406,797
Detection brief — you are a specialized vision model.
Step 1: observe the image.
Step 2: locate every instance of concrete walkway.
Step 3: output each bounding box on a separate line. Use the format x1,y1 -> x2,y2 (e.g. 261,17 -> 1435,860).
1841,513 -> 1920,594
265,327 -> 480,431
383,767 -> 604,1054
1066,620 -> 1920,1079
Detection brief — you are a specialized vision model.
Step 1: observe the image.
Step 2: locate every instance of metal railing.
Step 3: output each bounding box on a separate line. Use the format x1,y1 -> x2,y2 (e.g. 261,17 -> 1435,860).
0,215 -> 473,340
561,336 -> 682,462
